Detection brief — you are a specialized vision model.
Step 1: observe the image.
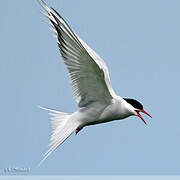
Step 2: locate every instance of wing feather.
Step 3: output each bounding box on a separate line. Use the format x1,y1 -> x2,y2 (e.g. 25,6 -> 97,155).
39,0 -> 117,107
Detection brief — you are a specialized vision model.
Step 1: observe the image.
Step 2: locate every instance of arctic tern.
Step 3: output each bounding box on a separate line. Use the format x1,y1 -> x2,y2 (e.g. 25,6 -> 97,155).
38,0 -> 152,164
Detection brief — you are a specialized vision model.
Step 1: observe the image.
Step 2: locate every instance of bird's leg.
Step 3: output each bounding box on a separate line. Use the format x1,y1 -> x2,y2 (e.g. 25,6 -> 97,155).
76,127 -> 83,135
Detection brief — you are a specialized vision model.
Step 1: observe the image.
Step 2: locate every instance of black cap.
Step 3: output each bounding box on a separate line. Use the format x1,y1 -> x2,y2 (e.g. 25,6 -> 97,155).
123,98 -> 143,110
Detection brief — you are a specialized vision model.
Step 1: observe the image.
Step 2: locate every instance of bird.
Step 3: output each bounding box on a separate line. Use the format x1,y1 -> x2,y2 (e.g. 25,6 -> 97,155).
38,0 -> 152,164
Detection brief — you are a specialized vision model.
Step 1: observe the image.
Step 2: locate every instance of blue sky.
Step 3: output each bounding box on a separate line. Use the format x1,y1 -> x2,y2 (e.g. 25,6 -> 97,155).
0,0 -> 180,176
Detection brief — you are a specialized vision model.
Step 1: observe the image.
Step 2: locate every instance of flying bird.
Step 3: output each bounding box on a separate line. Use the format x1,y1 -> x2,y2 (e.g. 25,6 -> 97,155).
38,0 -> 152,164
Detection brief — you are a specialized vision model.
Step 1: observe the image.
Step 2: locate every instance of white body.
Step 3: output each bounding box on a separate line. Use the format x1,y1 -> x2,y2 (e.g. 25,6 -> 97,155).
76,97 -> 134,128
38,0 -> 137,164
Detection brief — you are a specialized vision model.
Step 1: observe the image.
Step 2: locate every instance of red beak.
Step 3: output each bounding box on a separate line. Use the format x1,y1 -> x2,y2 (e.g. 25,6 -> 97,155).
136,109 -> 152,125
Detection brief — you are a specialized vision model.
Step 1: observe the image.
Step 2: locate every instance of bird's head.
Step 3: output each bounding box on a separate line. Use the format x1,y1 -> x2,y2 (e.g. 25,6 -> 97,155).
123,98 -> 152,125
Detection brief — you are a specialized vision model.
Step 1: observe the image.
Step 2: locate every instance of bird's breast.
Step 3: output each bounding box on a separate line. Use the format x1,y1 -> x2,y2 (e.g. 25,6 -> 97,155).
83,99 -> 131,126
98,100 -> 129,121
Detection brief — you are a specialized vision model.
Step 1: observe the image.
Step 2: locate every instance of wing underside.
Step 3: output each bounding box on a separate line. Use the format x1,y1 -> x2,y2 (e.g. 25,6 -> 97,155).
39,0 -> 117,107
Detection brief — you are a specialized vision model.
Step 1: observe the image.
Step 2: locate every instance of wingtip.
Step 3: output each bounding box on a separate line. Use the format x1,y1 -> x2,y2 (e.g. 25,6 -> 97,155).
37,0 -> 50,12
37,0 -> 45,7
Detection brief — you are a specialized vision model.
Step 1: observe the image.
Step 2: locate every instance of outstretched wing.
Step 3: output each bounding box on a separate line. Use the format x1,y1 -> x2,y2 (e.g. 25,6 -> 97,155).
39,0 -> 117,107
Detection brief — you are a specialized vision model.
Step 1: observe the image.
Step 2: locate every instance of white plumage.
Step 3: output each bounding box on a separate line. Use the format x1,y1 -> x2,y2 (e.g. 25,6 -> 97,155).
38,0 -> 151,165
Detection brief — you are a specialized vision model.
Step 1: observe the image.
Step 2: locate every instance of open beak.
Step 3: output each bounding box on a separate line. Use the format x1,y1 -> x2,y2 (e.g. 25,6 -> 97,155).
136,109 -> 152,125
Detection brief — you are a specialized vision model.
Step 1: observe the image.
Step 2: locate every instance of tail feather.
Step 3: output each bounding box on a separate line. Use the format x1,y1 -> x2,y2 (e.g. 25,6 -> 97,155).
38,106 -> 79,165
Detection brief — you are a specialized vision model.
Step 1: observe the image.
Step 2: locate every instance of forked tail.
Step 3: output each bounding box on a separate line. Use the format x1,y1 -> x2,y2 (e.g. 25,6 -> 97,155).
38,106 -> 79,165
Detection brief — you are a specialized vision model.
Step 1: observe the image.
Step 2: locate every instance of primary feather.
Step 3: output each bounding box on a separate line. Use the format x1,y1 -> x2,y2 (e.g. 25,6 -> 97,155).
38,0 -> 117,108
